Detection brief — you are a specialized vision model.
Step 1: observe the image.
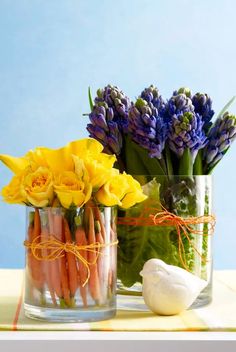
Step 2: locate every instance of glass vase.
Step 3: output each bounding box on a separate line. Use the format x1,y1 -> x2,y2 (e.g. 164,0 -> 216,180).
24,205 -> 117,322
117,175 -> 213,308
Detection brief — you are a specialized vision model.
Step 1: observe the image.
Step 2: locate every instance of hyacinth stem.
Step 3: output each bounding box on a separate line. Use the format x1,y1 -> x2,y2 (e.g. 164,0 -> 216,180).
159,157 -> 167,176
179,148 -> 193,176
193,150 -> 203,175
164,146 -> 174,177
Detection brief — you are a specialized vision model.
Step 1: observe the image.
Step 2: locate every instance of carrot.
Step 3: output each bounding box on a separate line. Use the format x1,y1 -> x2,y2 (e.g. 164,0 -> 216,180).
87,207 -> 101,303
40,213 -> 57,306
48,210 -> 63,302
75,216 -> 88,307
93,204 -> 106,241
63,218 -> 78,302
95,220 -> 104,278
95,219 -> 108,304
28,209 -> 44,291
54,213 -> 71,307
109,226 -> 117,290
26,214 -> 34,299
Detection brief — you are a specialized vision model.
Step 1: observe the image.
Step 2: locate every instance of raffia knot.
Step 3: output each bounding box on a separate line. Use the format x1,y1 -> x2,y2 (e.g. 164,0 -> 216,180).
24,235 -> 118,287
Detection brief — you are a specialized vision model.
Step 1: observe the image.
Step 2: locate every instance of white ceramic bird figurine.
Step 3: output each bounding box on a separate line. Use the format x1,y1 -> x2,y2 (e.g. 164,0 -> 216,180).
140,259 -> 207,315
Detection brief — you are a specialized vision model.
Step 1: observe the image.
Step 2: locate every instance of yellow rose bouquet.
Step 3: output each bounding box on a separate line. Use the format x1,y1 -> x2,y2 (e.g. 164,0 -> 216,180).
0,138 -> 147,322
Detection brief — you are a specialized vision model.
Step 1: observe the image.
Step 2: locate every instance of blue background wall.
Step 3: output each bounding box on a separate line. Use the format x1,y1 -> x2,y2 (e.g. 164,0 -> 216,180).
0,0 -> 235,268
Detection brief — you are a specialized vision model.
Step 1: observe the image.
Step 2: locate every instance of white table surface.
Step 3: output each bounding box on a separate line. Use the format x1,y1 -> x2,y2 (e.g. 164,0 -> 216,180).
1,331 -> 236,352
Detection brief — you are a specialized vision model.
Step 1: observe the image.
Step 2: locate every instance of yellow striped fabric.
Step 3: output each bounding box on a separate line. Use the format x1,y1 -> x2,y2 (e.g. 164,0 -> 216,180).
0,269 -> 236,331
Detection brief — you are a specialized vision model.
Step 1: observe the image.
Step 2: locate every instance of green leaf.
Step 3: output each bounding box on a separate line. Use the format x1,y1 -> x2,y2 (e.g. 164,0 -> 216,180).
88,86 -> 94,111
126,137 -> 166,176
117,181 -> 178,287
124,137 -> 149,175
193,150 -> 203,175
216,96 -> 236,119
179,148 -> 193,176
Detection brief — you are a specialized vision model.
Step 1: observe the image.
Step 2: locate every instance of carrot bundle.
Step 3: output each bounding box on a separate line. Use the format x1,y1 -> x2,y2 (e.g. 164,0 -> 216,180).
26,205 -> 116,309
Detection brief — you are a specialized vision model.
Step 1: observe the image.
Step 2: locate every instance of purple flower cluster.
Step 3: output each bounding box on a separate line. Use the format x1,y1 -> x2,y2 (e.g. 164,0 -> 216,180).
128,98 -> 166,159
165,90 -> 208,159
192,93 -> 214,131
87,104 -> 122,155
87,85 -> 130,155
140,85 -> 166,115
86,84 -> 235,173
204,112 -> 236,170
95,85 -> 131,133
168,111 -> 207,158
165,93 -> 195,120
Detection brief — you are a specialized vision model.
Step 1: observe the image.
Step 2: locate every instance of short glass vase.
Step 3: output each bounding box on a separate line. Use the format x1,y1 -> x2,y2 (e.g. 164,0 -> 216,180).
117,175 -> 214,309
24,205 -> 117,322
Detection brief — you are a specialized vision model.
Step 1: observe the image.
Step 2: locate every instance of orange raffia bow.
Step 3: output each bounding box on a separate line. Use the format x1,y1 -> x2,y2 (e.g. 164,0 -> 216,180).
118,205 -> 216,271
24,236 -> 118,287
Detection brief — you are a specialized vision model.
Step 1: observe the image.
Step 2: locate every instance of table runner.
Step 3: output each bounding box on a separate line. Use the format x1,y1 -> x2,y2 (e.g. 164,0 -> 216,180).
0,269 -> 236,331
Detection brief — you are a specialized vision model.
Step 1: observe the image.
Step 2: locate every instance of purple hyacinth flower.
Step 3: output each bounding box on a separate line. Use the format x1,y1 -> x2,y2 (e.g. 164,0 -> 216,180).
140,85 -> 166,116
165,92 -> 195,122
192,93 -> 214,132
168,111 -> 207,160
87,104 -> 122,155
95,84 -> 131,133
128,98 -> 167,159
203,112 -> 236,170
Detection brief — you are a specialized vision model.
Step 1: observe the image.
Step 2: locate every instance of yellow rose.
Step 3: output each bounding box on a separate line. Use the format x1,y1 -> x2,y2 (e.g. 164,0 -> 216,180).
95,173 -> 147,208
74,153 -> 116,189
1,174 -> 26,204
21,167 -> 54,207
54,171 -> 92,209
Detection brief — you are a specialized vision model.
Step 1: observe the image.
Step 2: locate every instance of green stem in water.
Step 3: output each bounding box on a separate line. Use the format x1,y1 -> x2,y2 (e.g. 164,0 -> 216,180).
60,298 -> 67,308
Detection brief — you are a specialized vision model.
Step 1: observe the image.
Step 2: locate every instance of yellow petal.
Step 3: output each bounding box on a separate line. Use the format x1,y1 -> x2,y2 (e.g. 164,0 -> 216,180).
1,175 -> 26,204
55,190 -> 86,209
95,183 -> 122,206
0,154 -> 29,174
121,191 -> 147,209
25,148 -> 48,167
72,155 -> 89,182
40,138 -> 104,173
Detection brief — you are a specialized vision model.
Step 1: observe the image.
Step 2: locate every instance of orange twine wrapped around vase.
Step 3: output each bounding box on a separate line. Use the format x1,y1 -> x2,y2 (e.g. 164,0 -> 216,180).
117,205 -> 216,271
24,236 -> 118,286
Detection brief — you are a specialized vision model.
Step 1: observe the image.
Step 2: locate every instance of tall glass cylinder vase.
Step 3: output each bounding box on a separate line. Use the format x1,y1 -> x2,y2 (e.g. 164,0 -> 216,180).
24,205 -> 117,322
117,175 -> 213,308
